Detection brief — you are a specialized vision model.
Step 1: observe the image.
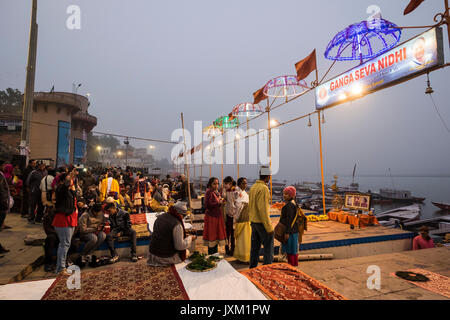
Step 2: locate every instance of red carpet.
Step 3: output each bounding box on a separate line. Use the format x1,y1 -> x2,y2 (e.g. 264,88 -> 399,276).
391,268 -> 450,299
241,263 -> 347,300
42,262 -> 189,300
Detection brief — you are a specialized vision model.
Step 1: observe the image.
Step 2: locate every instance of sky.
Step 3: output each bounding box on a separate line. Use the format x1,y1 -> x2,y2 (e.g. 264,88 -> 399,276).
1,0 -> 449,182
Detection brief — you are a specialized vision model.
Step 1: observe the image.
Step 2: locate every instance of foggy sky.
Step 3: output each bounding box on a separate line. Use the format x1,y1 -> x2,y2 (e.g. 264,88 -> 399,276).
1,0 -> 449,181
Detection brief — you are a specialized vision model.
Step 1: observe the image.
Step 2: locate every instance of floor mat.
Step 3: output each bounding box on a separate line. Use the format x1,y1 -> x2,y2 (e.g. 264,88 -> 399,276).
240,263 -> 347,300
41,262 -> 189,300
391,268 -> 450,299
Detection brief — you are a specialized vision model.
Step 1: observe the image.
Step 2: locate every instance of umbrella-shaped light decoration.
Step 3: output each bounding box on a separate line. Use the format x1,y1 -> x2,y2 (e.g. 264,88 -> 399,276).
324,18 -> 401,64
203,125 -> 222,138
231,103 -> 263,118
263,75 -> 309,102
213,115 -> 240,130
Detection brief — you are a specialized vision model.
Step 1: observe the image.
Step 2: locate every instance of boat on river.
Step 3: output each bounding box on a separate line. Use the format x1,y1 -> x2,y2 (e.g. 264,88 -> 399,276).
375,204 -> 421,227
431,201 -> 450,211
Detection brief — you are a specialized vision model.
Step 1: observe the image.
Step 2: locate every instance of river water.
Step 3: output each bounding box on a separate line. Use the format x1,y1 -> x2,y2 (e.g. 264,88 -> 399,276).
281,175 -> 450,220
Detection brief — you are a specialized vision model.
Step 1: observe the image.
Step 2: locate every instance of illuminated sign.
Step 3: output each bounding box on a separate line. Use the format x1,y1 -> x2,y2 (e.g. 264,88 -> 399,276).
315,27 -> 444,110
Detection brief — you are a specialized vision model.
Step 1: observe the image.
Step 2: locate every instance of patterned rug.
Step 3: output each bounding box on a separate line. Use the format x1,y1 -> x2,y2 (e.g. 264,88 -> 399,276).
41,262 -> 189,300
240,263 -> 346,300
391,268 -> 450,299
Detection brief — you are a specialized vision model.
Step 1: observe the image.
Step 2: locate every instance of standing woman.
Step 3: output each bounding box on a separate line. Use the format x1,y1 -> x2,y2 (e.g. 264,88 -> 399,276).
279,186 -> 301,266
52,170 -> 78,275
202,177 -> 227,255
233,177 -> 251,263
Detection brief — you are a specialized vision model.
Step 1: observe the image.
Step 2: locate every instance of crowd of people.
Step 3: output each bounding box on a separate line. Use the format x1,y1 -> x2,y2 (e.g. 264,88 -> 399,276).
1,158 -> 318,276
0,159 -> 437,282
197,166 -> 306,268
0,159 -> 196,275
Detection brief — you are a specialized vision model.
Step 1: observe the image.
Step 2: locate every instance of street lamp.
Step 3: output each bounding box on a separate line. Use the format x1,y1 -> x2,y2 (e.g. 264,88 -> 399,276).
97,146 -> 104,165
124,138 -> 130,168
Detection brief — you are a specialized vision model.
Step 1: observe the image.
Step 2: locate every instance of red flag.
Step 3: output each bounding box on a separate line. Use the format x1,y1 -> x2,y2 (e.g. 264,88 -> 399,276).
404,0 -> 425,15
295,49 -> 317,81
190,147 -> 195,154
253,86 -> 267,104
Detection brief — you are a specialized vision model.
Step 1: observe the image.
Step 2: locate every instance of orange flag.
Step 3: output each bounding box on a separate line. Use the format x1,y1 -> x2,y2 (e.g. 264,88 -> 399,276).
404,0 -> 425,15
253,86 -> 267,104
295,49 -> 317,81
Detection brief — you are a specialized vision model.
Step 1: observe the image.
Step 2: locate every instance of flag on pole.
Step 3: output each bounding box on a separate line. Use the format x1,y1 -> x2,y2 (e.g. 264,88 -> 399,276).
403,0 -> 425,15
294,49 -> 317,81
253,86 -> 267,104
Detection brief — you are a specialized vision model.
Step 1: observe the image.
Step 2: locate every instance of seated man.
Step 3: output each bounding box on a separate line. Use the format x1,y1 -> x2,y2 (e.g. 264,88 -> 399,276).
103,202 -> 138,262
78,203 -> 109,264
150,184 -> 169,213
118,186 -> 134,212
413,226 -> 435,250
147,201 -> 196,266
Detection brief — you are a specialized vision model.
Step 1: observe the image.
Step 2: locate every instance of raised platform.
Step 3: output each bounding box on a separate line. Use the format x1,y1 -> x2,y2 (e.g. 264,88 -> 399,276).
298,247 -> 450,300
270,218 -> 415,259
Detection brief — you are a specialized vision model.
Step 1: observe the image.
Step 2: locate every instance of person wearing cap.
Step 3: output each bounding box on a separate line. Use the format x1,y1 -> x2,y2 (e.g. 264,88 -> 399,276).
248,166 -> 274,268
413,226 -> 435,250
148,201 -> 196,266
104,202 -> 137,262
279,186 -> 302,266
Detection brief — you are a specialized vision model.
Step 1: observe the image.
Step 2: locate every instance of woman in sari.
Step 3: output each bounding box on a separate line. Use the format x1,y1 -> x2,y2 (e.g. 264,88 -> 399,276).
202,177 -> 227,255
233,177 -> 251,263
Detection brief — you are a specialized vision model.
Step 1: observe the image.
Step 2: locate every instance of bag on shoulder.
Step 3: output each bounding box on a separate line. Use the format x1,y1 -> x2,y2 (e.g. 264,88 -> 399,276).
274,221 -> 287,243
274,201 -> 299,244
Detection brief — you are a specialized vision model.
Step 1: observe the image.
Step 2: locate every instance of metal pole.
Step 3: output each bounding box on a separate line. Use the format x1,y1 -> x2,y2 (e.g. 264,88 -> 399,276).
210,137 -> 213,179
236,135 -> 239,179
21,0 -> 38,163
317,111 -> 327,215
267,105 -> 273,205
181,113 -> 192,208
445,0 -> 450,49
221,127 -> 224,185
200,142 -> 203,193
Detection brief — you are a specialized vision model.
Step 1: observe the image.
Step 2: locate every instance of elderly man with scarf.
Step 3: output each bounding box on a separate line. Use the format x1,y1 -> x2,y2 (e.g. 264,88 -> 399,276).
147,201 -> 196,266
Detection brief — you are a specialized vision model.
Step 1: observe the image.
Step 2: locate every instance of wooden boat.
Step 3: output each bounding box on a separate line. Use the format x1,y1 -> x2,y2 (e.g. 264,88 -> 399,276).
403,215 -> 450,235
379,188 -> 425,203
431,201 -> 450,211
375,204 -> 421,226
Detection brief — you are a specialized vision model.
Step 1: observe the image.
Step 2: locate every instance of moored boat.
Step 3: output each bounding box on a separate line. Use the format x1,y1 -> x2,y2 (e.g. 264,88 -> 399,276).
375,204 -> 421,227
431,201 -> 450,211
